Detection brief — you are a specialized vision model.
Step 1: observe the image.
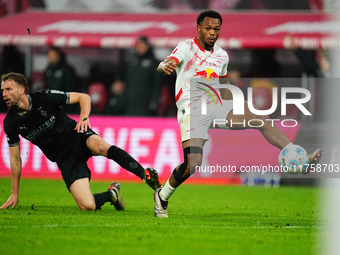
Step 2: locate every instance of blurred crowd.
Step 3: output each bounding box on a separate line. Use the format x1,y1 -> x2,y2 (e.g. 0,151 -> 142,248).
0,0 -> 323,17
0,36 -> 177,117
151,0 -> 320,11
0,0 -> 332,119
0,39 -> 331,119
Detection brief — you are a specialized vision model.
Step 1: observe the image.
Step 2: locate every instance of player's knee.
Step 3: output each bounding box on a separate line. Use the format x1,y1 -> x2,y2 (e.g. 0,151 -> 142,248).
77,200 -> 96,211
188,154 -> 203,175
93,139 -> 111,156
98,141 -> 110,155
175,154 -> 202,181
87,135 -> 110,156
173,147 -> 203,183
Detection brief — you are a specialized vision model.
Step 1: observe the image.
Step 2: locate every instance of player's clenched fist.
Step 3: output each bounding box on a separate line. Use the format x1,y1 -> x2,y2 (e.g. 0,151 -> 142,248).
157,59 -> 177,75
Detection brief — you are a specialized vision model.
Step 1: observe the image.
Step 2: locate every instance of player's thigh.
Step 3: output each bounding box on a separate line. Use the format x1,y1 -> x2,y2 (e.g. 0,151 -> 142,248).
86,135 -> 111,156
226,101 -> 266,129
69,178 -> 95,210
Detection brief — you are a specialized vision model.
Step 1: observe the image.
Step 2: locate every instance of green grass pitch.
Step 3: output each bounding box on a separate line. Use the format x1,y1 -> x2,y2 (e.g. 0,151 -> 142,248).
0,178 -> 320,255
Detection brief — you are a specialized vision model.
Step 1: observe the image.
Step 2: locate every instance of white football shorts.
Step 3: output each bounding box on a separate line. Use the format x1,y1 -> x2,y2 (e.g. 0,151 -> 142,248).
177,98 -> 234,142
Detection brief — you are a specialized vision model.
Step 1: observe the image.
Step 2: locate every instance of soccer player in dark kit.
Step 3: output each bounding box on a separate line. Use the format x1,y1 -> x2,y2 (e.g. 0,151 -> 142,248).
0,72 -> 161,211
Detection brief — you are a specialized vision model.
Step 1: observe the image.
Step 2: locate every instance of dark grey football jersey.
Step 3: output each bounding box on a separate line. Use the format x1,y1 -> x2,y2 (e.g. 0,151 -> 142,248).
4,90 -> 77,160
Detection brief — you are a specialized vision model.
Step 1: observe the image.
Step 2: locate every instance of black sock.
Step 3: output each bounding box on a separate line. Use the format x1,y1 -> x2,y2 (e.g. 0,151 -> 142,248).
107,146 -> 145,180
93,191 -> 112,210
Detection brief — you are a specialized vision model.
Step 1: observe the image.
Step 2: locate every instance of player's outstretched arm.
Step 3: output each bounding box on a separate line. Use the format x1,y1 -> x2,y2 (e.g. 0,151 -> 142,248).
1,145 -> 22,209
157,58 -> 177,75
69,92 -> 92,133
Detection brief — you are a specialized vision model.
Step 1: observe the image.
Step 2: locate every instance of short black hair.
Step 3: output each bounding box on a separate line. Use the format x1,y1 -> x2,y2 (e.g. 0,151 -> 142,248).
1,72 -> 29,94
197,10 -> 222,25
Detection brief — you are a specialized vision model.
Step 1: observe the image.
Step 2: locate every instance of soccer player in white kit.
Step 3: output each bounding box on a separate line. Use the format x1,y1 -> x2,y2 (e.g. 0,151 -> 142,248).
154,10 -> 322,218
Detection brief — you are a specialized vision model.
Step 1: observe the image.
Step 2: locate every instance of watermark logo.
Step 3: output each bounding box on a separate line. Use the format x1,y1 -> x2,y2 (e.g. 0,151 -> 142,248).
200,83 -> 311,116
193,80 -> 312,128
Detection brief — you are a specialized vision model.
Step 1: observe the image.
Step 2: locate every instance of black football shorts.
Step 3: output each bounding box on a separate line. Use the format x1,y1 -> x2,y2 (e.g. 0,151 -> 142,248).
54,128 -> 97,189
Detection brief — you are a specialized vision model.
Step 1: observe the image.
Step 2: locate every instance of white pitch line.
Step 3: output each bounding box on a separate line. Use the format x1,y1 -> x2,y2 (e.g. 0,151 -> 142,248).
0,224 -> 324,229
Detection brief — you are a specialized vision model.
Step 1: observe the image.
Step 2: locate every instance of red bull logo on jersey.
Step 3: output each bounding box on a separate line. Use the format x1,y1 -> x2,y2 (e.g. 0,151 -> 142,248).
193,68 -> 219,80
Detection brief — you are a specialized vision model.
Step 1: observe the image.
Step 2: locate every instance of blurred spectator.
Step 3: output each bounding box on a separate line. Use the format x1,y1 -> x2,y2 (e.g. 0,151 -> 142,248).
87,61 -> 116,92
87,82 -> 108,114
104,80 -> 127,116
235,0 -> 311,9
152,0 -> 208,9
188,0 -> 208,9
245,50 -> 282,118
248,49 -> 282,78
86,60 -> 122,115
227,64 -> 247,92
125,36 -> 161,116
259,0 -> 311,9
308,0 -> 323,10
44,47 -> 78,92
152,0 -> 193,9
0,45 -> 25,76
318,51 -> 330,77
157,82 -> 176,117
0,0 -> 31,17
24,0 -> 316,11
285,35 -> 330,78
209,0 -> 242,10
297,50 -> 330,78
284,35 -> 331,122
31,0 -> 46,8
0,45 -> 25,112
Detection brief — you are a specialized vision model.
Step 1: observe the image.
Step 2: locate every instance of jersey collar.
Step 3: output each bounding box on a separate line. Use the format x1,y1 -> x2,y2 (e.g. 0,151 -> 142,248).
194,37 -> 214,53
14,94 -> 32,116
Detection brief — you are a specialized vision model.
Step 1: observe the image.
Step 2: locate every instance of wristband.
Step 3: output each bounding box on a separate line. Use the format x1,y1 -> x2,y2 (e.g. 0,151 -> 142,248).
83,117 -> 88,121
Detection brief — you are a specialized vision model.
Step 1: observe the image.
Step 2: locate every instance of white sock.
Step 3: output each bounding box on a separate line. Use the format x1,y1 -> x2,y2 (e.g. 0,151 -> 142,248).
159,180 -> 177,201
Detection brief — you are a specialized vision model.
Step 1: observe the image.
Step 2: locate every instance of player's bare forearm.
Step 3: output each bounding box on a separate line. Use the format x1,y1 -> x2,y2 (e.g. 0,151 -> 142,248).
69,92 -> 91,115
9,165 -> 21,209
9,146 -> 22,196
78,94 -> 91,119
1,146 -> 22,209
69,92 -> 92,133
157,58 -> 177,75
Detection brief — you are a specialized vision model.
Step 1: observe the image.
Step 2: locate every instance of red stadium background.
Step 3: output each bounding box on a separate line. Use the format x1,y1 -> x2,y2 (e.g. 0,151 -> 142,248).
0,11 -> 336,50
0,114 -> 301,184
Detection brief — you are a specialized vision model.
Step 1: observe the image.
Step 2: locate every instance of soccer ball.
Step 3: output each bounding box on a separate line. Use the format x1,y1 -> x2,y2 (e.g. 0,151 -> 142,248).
278,144 -> 309,174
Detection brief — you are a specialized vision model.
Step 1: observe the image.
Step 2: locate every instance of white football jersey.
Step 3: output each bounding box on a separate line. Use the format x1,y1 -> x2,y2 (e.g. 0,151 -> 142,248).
166,38 -> 229,105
